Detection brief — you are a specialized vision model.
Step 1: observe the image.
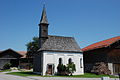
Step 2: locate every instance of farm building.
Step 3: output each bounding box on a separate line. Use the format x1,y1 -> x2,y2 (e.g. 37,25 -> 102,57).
0,48 -> 27,69
82,36 -> 120,75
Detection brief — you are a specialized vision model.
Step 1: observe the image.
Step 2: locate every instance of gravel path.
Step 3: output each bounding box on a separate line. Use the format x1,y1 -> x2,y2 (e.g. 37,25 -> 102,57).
28,76 -> 101,80
0,72 -> 119,80
27,76 -> 119,80
0,73 -> 33,80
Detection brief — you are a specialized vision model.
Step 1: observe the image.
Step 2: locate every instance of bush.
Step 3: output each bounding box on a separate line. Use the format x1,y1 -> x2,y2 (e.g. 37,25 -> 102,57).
57,62 -> 76,76
3,63 -> 11,70
66,62 -> 76,75
57,64 -> 67,75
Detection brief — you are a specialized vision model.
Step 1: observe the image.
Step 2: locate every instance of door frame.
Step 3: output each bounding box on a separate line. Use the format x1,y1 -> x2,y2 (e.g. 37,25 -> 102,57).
46,64 -> 54,75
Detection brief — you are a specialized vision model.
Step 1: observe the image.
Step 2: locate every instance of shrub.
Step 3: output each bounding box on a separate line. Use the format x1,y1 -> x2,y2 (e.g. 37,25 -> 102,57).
57,62 -> 76,76
57,64 -> 67,75
66,62 -> 76,75
3,63 -> 11,70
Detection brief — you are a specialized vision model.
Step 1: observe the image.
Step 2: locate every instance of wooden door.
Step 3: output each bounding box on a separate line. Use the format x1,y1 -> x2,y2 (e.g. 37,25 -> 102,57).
46,64 -> 54,75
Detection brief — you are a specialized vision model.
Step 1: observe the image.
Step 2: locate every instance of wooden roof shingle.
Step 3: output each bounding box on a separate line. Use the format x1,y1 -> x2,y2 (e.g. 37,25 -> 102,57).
39,35 -> 82,53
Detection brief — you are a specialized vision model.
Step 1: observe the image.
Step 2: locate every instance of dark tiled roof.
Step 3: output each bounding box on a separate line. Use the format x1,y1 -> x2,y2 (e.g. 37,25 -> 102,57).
82,36 -> 120,52
39,35 -> 82,53
0,49 -> 27,58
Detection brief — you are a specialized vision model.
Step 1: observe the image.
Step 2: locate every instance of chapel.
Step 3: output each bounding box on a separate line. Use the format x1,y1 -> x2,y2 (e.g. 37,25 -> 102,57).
33,6 -> 84,75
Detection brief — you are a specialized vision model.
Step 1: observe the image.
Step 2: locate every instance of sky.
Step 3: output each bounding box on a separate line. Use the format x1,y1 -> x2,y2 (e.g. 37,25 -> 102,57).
0,0 -> 120,51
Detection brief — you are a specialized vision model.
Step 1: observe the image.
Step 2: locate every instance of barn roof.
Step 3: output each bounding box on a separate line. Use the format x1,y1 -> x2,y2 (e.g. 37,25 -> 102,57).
17,51 -> 27,58
0,49 -> 27,58
39,35 -> 82,53
82,36 -> 120,52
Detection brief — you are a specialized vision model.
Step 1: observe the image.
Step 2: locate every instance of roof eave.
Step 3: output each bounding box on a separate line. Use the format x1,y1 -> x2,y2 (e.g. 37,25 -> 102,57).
38,49 -> 82,53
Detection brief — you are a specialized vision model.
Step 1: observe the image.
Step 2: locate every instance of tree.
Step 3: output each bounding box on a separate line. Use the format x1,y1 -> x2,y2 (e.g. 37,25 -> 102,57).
57,64 -> 66,75
26,37 -> 39,58
3,63 -> 11,70
57,62 -> 76,76
66,62 -> 76,76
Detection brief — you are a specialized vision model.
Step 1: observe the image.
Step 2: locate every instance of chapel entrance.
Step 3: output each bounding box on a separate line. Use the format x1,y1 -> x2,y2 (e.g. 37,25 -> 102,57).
46,64 -> 54,75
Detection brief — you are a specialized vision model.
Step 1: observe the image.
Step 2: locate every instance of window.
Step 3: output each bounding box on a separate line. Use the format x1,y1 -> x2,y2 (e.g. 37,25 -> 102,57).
80,58 -> 83,68
68,58 -> 72,64
59,58 -> 62,64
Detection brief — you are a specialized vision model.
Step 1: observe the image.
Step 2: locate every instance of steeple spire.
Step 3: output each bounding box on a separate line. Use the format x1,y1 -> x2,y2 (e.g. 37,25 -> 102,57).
40,4 -> 49,25
38,4 -> 49,48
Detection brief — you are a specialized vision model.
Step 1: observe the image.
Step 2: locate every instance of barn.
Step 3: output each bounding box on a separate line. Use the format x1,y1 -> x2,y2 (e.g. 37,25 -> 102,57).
82,36 -> 120,75
0,49 -> 26,69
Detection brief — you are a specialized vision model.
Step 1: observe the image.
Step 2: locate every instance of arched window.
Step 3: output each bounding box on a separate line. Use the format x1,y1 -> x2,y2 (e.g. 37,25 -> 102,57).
68,58 -> 72,64
80,58 -> 83,68
59,58 -> 62,64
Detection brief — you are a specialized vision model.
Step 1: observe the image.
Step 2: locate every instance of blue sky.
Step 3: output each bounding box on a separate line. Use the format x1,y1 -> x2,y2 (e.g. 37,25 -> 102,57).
0,0 -> 120,51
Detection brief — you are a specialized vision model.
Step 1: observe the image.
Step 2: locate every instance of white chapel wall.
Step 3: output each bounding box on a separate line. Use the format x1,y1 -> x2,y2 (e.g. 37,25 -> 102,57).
42,51 -> 84,75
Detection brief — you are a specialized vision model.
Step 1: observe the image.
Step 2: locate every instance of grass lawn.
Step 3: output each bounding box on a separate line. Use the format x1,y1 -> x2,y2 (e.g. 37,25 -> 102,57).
0,69 -> 11,72
7,71 -> 41,76
64,73 -> 118,78
7,71 -> 118,78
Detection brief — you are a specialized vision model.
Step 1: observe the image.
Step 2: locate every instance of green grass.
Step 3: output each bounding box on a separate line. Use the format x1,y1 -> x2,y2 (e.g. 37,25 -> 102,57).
66,73 -> 118,78
0,69 -> 11,72
45,73 -> 118,78
7,72 -> 118,78
7,71 -> 41,76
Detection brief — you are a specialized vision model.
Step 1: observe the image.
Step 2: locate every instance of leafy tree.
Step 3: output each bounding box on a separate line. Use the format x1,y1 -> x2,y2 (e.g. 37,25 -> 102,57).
66,62 -> 76,76
57,64 -> 66,75
3,63 -> 11,70
26,37 -> 39,58
57,62 -> 76,76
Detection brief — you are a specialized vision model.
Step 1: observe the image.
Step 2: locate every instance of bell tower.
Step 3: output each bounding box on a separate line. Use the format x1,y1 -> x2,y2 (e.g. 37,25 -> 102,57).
39,5 -> 49,48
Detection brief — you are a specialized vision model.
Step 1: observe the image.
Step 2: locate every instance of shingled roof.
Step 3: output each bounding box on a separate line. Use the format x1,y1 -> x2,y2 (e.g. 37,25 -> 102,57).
0,49 -> 27,58
39,35 -> 82,53
82,36 -> 120,52
17,51 -> 27,58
